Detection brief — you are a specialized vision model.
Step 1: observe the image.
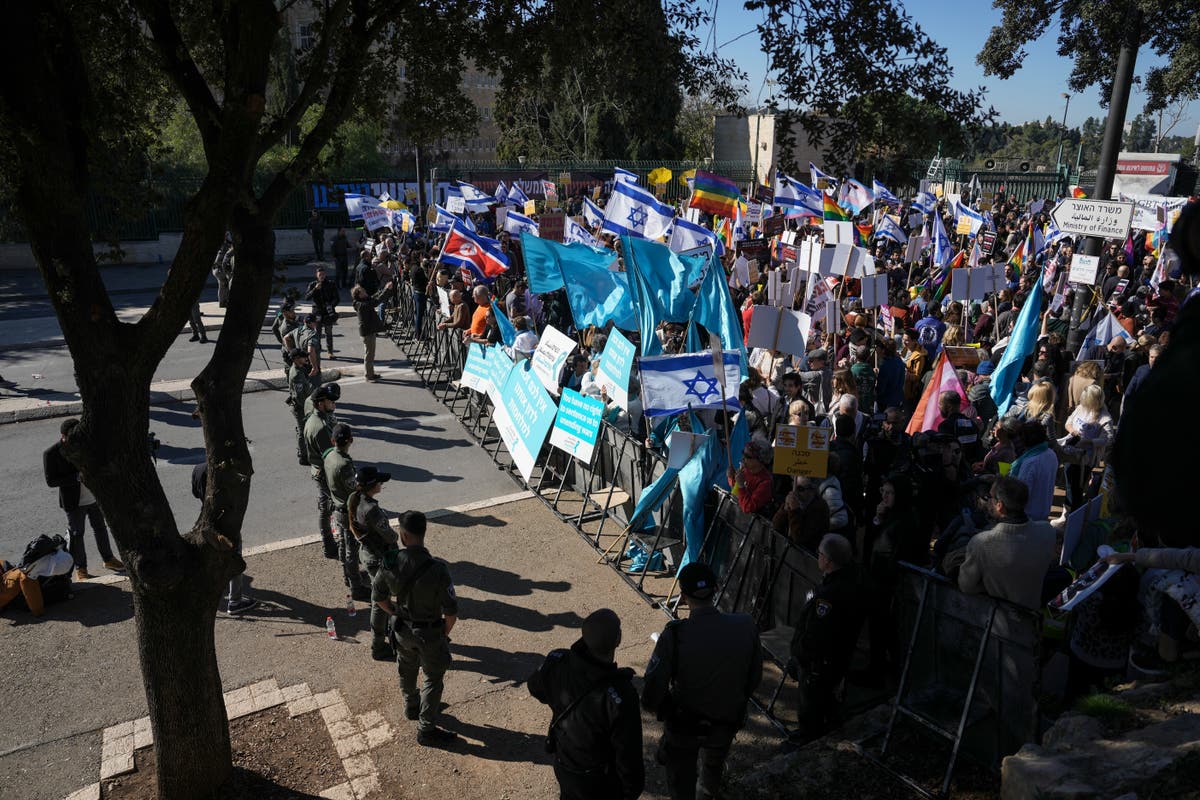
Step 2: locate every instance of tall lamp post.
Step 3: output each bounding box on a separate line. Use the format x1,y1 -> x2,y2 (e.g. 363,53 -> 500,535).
752,77 -> 776,187
1055,92 -> 1072,188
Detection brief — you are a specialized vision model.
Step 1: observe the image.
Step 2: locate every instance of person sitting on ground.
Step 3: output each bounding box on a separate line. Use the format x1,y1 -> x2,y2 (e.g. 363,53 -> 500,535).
957,476 -> 1057,610
772,475 -> 830,552
1107,545 -> 1200,667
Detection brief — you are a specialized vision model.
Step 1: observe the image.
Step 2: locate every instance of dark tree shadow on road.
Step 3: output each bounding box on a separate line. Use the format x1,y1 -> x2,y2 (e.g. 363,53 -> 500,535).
5,580 -> 134,627
447,560 -> 571,596
455,597 -> 583,633
231,580 -> 371,645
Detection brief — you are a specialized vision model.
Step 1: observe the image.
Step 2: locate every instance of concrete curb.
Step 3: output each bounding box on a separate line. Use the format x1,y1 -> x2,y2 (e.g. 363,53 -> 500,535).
3,316 -> 271,353
0,368 -> 348,426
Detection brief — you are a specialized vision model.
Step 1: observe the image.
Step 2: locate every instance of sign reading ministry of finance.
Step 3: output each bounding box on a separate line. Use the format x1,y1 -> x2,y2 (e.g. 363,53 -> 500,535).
1050,199 -> 1135,240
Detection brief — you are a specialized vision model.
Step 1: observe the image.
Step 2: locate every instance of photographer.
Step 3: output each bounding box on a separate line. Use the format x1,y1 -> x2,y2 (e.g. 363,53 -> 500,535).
304,266 -> 341,356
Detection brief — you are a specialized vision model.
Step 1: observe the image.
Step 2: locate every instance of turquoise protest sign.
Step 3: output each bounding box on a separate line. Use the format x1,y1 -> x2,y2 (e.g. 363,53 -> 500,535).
461,343 -> 493,394
596,328 -> 636,409
485,347 -> 514,405
493,361 -> 557,482
549,388 -> 605,462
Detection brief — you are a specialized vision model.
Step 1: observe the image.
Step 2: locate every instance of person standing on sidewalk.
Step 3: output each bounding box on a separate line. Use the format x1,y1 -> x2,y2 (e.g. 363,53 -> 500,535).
305,267 -> 341,358
297,313 -> 322,377
324,424 -> 368,601
307,209 -> 325,261
643,562 -> 762,800
287,349 -> 318,466
349,465 -> 399,661
410,257 -> 430,340
42,418 -> 124,581
332,228 -> 350,288
529,608 -> 645,800
372,510 -> 459,747
352,283 -> 392,382
187,300 -> 209,343
212,233 -> 234,308
304,384 -> 340,560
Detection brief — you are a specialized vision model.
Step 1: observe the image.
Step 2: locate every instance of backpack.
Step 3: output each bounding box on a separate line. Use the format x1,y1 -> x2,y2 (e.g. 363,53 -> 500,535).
19,534 -> 67,572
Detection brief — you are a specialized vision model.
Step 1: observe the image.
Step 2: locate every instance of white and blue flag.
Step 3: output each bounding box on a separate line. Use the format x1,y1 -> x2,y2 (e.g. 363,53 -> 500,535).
874,215 -> 909,244
1045,221 -> 1072,248
508,182 -> 530,207
614,167 -> 638,185
639,351 -> 742,417
462,213 -> 477,233
956,203 -> 985,235
669,216 -> 725,256
872,180 -> 900,206
456,181 -> 494,211
564,216 -> 599,247
582,196 -> 604,228
809,162 -> 837,190
343,193 -> 381,221
430,204 -> 458,234
504,209 -> 540,237
601,180 -> 674,240
911,191 -> 938,215
1077,308 -> 1135,361
773,173 -> 823,217
494,181 -> 509,205
932,212 -> 953,267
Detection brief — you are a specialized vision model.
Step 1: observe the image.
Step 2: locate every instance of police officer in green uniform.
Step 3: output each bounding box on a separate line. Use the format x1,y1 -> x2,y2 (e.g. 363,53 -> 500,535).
304,379 -> 339,417
303,383 -> 339,559
787,533 -> 868,744
323,423 -> 367,599
643,563 -> 762,800
372,509 -> 459,747
287,348 -> 317,466
529,608 -> 645,800
348,465 -> 399,660
296,312 -> 322,375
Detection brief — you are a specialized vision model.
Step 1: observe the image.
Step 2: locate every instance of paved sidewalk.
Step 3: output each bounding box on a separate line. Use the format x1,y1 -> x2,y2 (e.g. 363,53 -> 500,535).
0,496 -> 785,800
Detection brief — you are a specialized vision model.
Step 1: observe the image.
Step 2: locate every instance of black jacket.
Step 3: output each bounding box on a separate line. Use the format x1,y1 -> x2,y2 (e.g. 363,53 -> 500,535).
790,565 -> 869,678
528,639 -> 644,798
305,277 -> 341,317
43,442 -> 81,511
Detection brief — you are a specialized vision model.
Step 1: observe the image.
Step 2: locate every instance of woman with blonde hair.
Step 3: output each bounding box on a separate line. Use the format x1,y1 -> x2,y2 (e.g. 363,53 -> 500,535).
1060,383 -> 1115,511
1006,379 -> 1057,442
1068,360 -> 1103,408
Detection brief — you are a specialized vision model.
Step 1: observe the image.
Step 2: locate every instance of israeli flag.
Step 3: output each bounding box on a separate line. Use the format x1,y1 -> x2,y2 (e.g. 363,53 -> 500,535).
504,209 -> 540,238
875,215 -> 909,244
809,162 -> 837,190
872,180 -> 901,206
457,181 -> 494,211
601,181 -> 674,240
774,173 -> 823,217
343,193 -> 381,221
508,182 -> 530,207
582,196 -> 604,228
462,213 -> 477,233
956,203 -> 984,235
564,216 -> 599,247
911,191 -> 937,215
1046,221 -> 1072,248
430,204 -> 458,234
614,167 -> 638,184
669,216 -> 725,256
1077,309 -> 1134,361
932,212 -> 953,267
494,180 -> 509,205
639,351 -> 742,418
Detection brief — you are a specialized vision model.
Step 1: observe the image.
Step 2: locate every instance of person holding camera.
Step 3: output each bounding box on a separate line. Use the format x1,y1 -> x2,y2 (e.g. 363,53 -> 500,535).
305,266 -> 341,356
528,608 -> 644,800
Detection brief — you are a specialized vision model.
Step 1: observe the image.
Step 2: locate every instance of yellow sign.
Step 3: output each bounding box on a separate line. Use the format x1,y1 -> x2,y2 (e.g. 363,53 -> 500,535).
558,171 -> 572,186
955,218 -> 973,235
772,425 -> 830,478
524,199 -> 537,215
405,188 -> 418,202
592,184 -> 602,201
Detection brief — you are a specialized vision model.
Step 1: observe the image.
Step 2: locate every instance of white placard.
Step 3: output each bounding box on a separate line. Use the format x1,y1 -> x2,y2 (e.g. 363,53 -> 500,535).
747,305 -> 811,358
446,195 -> 467,214
860,274 -> 889,309
1068,253 -> 1101,286
667,431 -> 710,469
495,206 -> 509,230
437,286 -> 451,317
823,220 -> 853,244
529,324 -> 578,396
950,268 -> 970,303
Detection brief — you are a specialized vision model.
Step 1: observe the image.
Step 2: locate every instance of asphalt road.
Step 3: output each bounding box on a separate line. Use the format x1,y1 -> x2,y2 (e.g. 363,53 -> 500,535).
0,368 -> 520,564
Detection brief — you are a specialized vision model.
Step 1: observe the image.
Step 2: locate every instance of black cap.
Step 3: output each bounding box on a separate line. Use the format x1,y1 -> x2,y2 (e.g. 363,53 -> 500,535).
281,298 -> 296,311
304,313 -> 318,324
312,383 -> 339,402
332,423 -> 353,443
355,465 -> 391,489
289,347 -> 308,361
677,562 -> 717,599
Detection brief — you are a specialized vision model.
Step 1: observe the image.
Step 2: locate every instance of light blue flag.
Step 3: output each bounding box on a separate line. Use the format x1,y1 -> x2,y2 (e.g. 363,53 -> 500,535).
990,267 -> 1046,415
625,467 -> 681,532
676,413 -> 749,570
557,247 -> 639,331
582,197 -> 604,228
686,254 -> 749,378
491,300 -> 516,347
622,236 -> 707,358
520,232 -> 567,294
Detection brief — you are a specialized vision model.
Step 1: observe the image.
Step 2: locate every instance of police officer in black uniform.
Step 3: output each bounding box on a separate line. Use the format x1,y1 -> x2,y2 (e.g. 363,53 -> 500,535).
529,608 -> 644,800
787,533 -> 869,744
372,510 -> 459,747
643,563 -> 762,800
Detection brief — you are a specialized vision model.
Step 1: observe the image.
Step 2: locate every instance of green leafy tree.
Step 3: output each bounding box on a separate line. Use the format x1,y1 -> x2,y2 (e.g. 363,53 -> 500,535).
675,94 -> 720,161
1123,112 -> 1157,153
0,2 -> 498,797
748,0 -> 993,173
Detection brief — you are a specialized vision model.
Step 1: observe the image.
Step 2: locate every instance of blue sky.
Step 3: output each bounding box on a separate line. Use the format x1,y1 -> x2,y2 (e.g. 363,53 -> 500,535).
714,0 -> 1197,142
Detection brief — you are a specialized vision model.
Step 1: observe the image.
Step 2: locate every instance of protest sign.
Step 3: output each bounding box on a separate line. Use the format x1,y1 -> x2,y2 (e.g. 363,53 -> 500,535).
496,206 -> 509,230
362,206 -> 390,231
437,286 -> 451,317
530,324 -> 577,396
460,343 -> 493,394
747,305 -> 811,358
1068,253 -> 1100,285
485,347 -> 514,405
596,329 -> 636,409
446,195 -> 467,214
761,215 -> 786,238
860,273 -> 888,308
772,425 -> 829,478
667,431 -> 709,469
955,217 -> 973,236
943,346 -> 983,369
540,212 -> 565,242
1048,550 -> 1123,614
524,199 -> 537,215
493,361 -> 558,482
548,388 -> 605,462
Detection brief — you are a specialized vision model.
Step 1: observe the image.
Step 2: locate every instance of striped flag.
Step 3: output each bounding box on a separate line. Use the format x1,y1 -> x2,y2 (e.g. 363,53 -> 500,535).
905,351 -> 968,435
688,170 -> 742,218
810,162 -> 837,190
872,179 -> 901,206
822,195 -> 851,222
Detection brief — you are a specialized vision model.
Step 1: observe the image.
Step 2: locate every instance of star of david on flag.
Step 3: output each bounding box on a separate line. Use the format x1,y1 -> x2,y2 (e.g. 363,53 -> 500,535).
639,350 -> 742,417
601,180 -> 673,240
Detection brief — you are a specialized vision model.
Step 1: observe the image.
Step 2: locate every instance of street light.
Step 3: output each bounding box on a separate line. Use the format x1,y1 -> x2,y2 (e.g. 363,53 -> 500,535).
752,77 -> 777,187
1055,92 -> 1072,183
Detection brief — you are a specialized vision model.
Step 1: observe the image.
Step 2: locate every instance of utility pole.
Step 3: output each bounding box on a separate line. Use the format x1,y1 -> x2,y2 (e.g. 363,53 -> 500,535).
1055,92 -> 1072,190
1065,9 -> 1142,356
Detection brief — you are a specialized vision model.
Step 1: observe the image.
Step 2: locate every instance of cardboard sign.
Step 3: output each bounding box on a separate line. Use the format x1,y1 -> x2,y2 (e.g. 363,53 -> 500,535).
548,388 -> 605,462
529,324 -> 577,396
737,240 -> 770,262
747,305 -> 811,358
446,195 -> 467,214
524,199 -> 537,215
539,212 -> 565,243
496,206 -> 509,231
860,273 -> 889,309
460,343 -> 494,394
1068,253 -> 1100,286
437,286 -> 452,317
667,431 -> 710,469
772,425 -> 830,478
426,205 -> 438,225
762,215 -> 786,238
492,361 -> 558,482
955,217 -> 973,236
943,346 -> 983,369
979,230 -> 997,255
596,329 -> 636,409
485,347 -> 514,405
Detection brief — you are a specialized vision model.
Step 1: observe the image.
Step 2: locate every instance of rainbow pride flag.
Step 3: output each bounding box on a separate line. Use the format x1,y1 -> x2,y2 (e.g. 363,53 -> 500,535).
1070,185 -> 1087,199
823,195 -> 851,222
688,170 -> 742,218
1008,223 -> 1034,278
855,223 -> 873,248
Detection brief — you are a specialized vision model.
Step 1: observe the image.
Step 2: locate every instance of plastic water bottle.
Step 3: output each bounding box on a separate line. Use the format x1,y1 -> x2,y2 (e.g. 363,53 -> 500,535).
325,615 -> 338,640
345,594 -> 356,617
